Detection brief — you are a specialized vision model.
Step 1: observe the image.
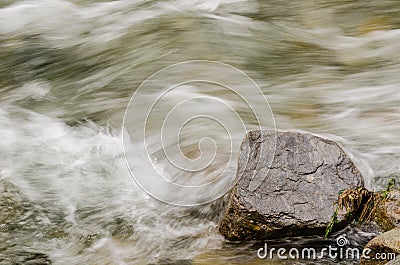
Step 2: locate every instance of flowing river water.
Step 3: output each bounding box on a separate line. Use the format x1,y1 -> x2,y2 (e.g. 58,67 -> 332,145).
1,0 -> 400,264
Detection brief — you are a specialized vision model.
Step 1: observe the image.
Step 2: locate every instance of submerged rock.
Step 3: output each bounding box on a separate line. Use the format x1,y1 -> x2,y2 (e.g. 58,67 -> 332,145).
360,228 -> 400,265
219,130 -> 364,241
0,251 -> 52,265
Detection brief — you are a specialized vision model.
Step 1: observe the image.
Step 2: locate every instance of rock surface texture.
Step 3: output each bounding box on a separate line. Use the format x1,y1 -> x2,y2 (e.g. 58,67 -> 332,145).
360,228 -> 400,265
219,130 -> 365,241
384,190 -> 400,228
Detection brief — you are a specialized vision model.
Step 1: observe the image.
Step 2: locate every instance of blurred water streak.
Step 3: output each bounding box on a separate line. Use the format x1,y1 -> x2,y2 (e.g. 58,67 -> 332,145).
0,0 -> 399,264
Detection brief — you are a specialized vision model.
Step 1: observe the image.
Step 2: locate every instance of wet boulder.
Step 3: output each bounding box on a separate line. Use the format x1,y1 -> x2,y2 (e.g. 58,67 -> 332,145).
219,130 -> 365,241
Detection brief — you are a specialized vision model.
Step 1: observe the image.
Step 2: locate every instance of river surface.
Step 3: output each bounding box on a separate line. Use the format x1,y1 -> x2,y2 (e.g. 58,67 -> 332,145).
0,0 -> 400,264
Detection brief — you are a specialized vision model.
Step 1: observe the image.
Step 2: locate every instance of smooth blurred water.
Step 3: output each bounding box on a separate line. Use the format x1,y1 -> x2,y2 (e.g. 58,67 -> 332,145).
1,0 -> 400,264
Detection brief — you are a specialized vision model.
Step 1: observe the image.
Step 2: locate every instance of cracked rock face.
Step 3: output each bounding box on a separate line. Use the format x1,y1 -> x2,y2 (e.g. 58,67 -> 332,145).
219,130 -> 365,241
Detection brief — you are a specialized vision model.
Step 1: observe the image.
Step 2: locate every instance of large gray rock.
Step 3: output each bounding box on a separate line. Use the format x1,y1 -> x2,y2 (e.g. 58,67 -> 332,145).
219,130 -> 364,241
360,228 -> 400,265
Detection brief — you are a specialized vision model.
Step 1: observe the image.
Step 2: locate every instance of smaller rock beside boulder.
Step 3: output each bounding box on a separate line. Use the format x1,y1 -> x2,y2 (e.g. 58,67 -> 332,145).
384,190 -> 400,228
360,228 -> 400,265
364,189 -> 400,233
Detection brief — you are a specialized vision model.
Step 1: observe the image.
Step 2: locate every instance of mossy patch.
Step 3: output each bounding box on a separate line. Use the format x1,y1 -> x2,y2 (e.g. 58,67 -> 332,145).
326,178 -> 398,238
